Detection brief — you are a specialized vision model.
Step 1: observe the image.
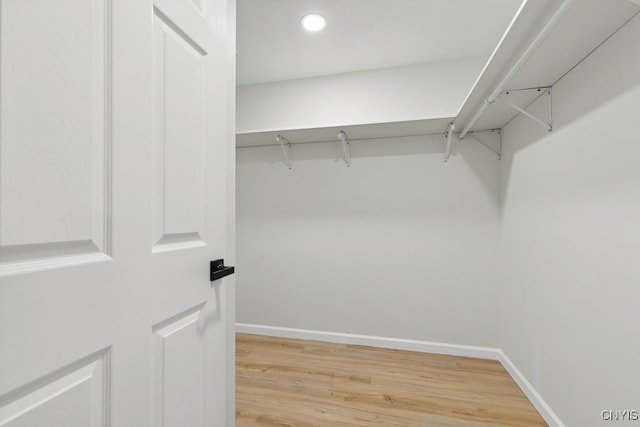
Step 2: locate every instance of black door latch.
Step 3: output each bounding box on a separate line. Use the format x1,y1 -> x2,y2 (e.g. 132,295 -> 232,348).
210,259 -> 235,282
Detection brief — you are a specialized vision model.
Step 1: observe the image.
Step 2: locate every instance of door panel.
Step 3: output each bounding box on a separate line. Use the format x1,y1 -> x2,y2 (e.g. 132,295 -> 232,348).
0,350 -> 110,427
152,304 -> 207,427
0,0 -> 111,274
0,0 -> 235,425
152,7 -> 207,252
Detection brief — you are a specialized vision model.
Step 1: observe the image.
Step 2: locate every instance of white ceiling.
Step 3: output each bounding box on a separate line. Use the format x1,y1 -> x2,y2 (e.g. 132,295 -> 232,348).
237,0 -> 524,86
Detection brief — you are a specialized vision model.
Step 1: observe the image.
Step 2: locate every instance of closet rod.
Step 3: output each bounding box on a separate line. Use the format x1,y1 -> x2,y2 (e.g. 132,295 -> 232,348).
458,0 -> 574,139
235,130 -> 447,149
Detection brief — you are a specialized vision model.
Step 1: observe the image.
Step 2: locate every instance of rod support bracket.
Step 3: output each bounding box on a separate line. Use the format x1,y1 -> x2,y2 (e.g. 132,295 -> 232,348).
444,123 -> 455,162
276,135 -> 293,169
338,131 -> 351,167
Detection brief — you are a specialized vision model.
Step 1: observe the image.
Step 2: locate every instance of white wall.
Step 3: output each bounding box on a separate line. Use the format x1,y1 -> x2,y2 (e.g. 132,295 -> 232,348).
498,14 -> 640,426
237,58 -> 484,132
237,136 -> 501,346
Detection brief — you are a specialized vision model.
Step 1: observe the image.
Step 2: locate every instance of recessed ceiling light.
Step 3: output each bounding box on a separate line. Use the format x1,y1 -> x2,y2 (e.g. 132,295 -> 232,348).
301,14 -> 326,32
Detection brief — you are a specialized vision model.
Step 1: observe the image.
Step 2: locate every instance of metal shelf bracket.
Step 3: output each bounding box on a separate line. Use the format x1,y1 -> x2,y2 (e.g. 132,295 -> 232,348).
338,130 -> 351,167
467,130 -> 502,159
498,87 -> 552,132
444,123 -> 455,162
276,135 -> 293,169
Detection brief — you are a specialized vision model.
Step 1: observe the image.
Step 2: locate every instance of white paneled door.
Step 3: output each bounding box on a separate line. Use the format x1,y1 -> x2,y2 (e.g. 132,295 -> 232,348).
0,0 -> 235,425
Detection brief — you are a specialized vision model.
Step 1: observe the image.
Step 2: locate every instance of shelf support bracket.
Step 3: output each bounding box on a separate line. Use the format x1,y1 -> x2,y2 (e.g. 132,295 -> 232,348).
467,130 -> 501,159
338,131 -> 351,167
276,135 -> 293,169
498,88 -> 552,132
444,123 -> 455,162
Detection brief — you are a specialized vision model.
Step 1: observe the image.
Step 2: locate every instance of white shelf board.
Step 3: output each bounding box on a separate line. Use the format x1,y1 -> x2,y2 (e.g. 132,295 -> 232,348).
236,117 -> 452,148
454,0 -> 640,134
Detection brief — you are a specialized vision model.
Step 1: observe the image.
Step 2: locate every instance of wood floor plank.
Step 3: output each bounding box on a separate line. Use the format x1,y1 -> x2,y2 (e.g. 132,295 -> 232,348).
236,334 -> 547,426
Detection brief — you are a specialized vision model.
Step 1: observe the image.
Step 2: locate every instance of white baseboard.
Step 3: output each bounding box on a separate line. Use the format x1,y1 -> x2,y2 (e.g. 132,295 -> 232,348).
497,350 -> 565,427
236,323 -> 500,360
236,323 -> 564,427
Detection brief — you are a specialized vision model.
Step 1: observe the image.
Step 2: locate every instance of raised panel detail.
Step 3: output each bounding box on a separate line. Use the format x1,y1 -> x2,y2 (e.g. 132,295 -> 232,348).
152,305 -> 206,427
152,9 -> 207,253
0,0 -> 112,274
0,350 -> 110,427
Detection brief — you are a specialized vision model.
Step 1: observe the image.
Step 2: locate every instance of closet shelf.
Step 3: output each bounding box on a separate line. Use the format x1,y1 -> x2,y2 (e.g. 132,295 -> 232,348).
236,2 -> 639,150
236,117 -> 452,148
454,0 -> 639,134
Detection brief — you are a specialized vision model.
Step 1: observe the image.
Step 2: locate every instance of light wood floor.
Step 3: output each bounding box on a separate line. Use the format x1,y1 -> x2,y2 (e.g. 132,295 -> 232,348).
236,334 -> 547,426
